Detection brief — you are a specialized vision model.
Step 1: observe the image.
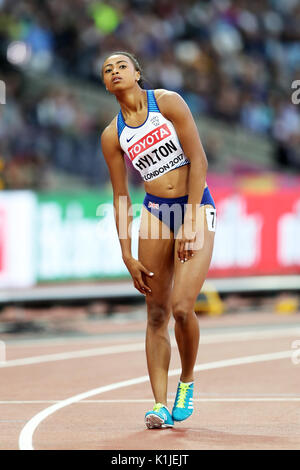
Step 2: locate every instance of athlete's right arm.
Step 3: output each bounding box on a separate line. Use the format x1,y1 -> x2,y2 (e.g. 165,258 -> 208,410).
101,122 -> 153,295
101,121 -> 132,260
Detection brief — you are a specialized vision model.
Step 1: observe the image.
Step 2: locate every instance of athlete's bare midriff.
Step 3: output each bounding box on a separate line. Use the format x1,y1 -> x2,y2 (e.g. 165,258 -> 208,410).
144,164 -> 207,198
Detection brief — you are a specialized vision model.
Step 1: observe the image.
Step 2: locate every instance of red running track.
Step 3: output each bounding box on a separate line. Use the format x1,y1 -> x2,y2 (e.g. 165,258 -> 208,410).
0,309 -> 300,450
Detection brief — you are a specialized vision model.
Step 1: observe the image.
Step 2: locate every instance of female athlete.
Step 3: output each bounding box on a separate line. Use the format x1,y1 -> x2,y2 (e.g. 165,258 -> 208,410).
101,52 -> 216,429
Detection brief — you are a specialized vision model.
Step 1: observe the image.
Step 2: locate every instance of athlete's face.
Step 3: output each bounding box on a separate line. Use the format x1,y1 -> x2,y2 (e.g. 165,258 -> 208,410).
102,55 -> 141,93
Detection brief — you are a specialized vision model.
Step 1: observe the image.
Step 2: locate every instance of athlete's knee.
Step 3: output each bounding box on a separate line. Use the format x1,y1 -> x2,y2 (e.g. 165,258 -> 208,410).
172,299 -> 193,324
147,299 -> 170,329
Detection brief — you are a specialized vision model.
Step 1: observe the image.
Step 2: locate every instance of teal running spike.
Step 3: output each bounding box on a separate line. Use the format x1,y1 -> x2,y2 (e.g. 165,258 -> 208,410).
145,403 -> 174,429
172,382 -> 194,421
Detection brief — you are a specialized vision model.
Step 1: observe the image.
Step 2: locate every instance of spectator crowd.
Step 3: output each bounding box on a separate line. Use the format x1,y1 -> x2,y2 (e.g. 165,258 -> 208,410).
0,0 -> 300,189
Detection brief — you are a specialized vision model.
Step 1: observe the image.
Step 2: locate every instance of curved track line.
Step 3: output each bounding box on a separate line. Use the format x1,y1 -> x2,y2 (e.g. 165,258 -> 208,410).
19,349 -> 293,450
6,325 -> 300,349
3,327 -> 299,368
1,342 -> 146,368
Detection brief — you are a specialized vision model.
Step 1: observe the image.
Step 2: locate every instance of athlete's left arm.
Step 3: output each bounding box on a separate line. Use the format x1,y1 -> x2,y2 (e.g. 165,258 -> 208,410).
157,90 -> 208,211
157,90 -> 208,259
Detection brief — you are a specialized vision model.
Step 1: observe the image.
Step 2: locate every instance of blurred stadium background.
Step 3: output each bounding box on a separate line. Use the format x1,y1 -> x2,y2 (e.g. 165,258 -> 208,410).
0,0 -> 300,331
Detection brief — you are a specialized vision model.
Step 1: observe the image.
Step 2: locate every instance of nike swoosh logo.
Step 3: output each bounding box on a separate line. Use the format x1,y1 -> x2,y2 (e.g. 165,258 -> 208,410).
127,135 -> 136,143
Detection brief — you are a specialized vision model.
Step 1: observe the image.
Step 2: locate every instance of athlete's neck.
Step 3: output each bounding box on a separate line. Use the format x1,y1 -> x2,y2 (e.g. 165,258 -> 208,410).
115,87 -> 147,120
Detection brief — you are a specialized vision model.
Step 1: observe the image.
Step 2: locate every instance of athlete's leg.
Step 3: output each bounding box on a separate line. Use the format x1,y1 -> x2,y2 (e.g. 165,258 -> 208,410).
138,206 -> 175,407
172,204 -> 215,383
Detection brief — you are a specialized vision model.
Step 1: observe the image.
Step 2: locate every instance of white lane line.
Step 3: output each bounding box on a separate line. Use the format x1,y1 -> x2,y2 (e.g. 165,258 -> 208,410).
2,328 -> 300,368
5,325 -> 300,349
0,342 -> 146,368
2,397 -> 300,405
19,349 -> 294,450
0,401 -> 60,404
80,398 -> 300,402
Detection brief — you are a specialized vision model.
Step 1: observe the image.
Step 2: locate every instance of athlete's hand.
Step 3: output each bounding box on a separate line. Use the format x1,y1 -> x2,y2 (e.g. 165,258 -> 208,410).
177,219 -> 196,263
123,257 -> 154,295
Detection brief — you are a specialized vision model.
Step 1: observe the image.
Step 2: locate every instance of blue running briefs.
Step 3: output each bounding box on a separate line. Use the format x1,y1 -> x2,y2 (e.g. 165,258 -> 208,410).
143,186 -> 216,233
